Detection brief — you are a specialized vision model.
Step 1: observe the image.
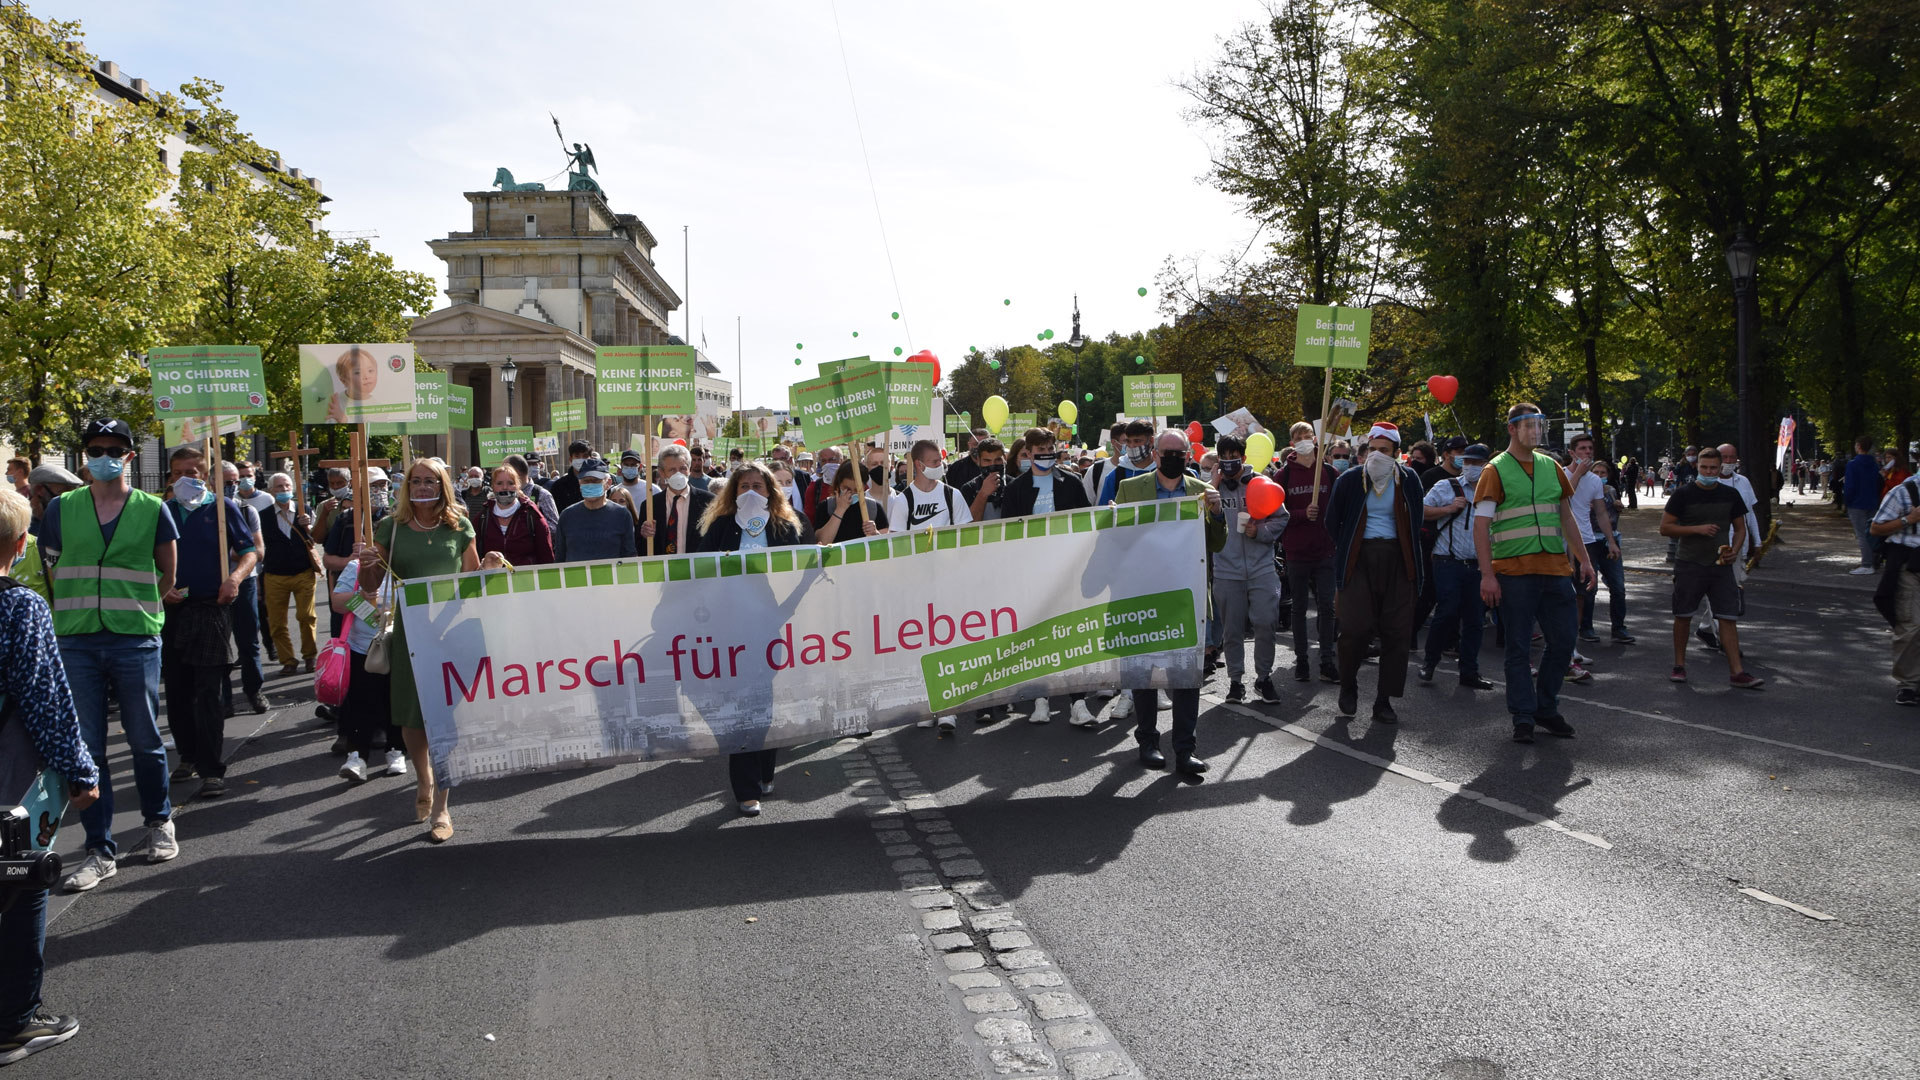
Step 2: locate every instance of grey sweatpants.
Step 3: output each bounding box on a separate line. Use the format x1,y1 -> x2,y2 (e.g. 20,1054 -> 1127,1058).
1215,573 -> 1281,682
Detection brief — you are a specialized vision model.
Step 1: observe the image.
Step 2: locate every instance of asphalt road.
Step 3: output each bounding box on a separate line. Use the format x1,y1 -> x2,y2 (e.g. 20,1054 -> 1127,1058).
21,524 -> 1920,1079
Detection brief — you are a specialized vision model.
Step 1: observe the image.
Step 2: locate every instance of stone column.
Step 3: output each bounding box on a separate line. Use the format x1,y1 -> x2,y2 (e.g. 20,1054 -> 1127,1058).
588,289 -> 618,344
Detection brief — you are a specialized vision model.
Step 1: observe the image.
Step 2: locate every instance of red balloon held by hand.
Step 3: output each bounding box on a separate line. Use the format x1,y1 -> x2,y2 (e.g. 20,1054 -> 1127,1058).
1245,475 -> 1284,519
1426,375 -> 1459,405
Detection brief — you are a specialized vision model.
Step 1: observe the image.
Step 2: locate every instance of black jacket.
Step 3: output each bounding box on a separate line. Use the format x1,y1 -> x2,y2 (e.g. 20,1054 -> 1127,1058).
999,471 -> 1091,519
550,471 -> 583,513
811,496 -> 890,543
645,487 -> 716,555
694,512 -> 814,553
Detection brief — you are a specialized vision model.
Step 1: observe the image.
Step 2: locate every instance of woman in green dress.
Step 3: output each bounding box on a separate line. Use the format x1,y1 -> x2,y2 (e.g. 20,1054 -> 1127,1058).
362,457 -> 477,843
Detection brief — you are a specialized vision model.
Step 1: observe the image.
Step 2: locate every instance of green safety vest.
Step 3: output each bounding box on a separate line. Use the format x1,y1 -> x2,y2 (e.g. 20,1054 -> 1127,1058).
51,488 -> 166,636
1488,451 -> 1566,560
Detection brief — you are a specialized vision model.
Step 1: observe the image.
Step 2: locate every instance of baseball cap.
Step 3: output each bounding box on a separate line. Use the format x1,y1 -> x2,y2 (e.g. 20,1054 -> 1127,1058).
1462,443 -> 1492,462
579,458 -> 611,481
82,418 -> 135,447
1441,436 -> 1470,452
365,466 -> 390,485
620,448 -> 642,463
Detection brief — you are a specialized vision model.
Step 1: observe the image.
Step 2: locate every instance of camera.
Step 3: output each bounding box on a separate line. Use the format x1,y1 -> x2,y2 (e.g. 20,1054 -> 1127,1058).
0,805 -> 63,911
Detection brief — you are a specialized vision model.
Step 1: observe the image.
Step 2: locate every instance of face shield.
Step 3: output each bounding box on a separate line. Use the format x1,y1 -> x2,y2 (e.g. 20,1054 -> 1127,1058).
1507,413 -> 1547,445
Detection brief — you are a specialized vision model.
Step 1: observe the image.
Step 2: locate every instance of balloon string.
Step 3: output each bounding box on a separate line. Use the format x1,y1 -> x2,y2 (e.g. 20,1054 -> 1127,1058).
830,0 -> 913,352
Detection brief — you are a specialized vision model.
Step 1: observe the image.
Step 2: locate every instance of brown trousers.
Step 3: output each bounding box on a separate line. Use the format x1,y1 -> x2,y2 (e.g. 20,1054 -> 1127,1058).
1337,539 -> 1417,699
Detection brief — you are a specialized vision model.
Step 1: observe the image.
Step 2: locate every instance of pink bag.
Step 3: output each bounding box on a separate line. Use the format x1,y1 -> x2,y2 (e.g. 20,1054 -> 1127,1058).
314,614 -> 354,706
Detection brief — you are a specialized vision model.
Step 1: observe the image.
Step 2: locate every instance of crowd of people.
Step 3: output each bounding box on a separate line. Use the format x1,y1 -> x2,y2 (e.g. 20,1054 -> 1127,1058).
2,405 -> 1917,1066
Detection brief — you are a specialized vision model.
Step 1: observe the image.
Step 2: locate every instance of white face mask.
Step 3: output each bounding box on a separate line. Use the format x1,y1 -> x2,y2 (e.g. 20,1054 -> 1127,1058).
492,502 -> 519,519
820,462 -> 839,484
1293,439 -> 1315,456
173,477 -> 208,506
1364,453 -> 1395,489
734,489 -> 769,535
665,470 -> 690,492
922,464 -> 946,482
1462,464 -> 1484,484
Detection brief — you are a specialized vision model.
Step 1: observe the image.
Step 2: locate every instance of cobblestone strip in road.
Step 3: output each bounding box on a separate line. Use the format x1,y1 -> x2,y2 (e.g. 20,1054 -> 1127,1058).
836,739 -> 1143,1080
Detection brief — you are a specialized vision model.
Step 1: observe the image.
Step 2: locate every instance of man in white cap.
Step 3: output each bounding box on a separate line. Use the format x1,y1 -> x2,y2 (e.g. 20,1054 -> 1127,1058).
1327,421 -> 1427,723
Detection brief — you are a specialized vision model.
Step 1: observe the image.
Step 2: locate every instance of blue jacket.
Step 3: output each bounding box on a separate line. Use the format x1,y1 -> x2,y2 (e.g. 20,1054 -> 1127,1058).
1328,463 -> 1426,593
1845,453 -> 1884,510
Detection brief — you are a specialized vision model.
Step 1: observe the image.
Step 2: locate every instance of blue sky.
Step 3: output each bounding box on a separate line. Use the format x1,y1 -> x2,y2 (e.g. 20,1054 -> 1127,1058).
62,0 -> 1262,409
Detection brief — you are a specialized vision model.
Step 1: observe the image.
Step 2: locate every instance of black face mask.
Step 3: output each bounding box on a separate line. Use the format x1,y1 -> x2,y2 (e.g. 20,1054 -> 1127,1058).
1158,451 -> 1188,479
1216,460 -> 1244,480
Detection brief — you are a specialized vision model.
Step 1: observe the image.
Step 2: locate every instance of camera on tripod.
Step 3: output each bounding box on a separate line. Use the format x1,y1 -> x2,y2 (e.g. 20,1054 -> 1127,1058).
0,804 -> 63,910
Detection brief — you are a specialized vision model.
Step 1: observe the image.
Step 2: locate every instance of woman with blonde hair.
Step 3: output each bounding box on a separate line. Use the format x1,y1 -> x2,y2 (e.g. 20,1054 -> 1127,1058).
694,463 -> 813,816
360,457 -> 478,842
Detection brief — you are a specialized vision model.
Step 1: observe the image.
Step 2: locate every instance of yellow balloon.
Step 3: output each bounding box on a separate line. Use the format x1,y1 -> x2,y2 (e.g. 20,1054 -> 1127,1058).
1058,399 -> 1078,425
1244,431 -> 1276,472
982,395 -> 1010,434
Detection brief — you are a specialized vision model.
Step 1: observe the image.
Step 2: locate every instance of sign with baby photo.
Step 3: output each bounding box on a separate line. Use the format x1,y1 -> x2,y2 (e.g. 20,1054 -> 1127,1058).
299,343 -> 420,424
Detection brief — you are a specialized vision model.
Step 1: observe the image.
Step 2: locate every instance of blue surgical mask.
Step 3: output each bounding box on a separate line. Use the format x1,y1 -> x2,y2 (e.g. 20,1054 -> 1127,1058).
1331,458 -> 1352,474
86,455 -> 126,482
1017,459 -> 1033,473
580,482 -> 606,499
1697,476 -> 1720,488
273,491 -> 293,505
1462,464 -> 1484,484
1452,456 -> 1464,469
622,466 -> 640,481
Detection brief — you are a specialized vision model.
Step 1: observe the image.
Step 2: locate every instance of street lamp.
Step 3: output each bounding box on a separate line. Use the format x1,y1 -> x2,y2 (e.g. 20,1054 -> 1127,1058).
1214,362 -> 1229,423
1068,295 -> 1086,446
501,356 -> 518,426
1725,232 -> 1758,517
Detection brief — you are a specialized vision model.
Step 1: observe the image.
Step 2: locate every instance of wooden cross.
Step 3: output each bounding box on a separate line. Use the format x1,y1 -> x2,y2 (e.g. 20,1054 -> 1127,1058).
281,428 -> 322,515
318,426 -> 392,553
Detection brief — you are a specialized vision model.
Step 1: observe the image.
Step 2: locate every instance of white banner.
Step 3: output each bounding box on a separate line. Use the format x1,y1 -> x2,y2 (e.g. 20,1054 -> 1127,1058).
399,501 -> 1209,784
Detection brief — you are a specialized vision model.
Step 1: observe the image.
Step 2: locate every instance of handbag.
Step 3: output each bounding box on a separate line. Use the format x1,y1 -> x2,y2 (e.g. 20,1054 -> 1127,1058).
313,614 -> 354,705
362,523 -> 402,675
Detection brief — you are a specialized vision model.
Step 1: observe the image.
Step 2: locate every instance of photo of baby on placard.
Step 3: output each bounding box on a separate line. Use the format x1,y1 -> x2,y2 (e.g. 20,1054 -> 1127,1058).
299,343 -> 419,424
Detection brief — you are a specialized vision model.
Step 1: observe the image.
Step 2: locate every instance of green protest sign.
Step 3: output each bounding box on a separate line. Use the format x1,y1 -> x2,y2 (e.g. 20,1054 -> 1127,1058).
367,372 -> 450,437
596,346 -> 697,415
163,415 -> 245,445
149,346 -> 269,417
1122,375 -> 1184,417
476,426 -> 534,463
790,364 -> 890,446
946,411 -> 972,434
1292,304 -> 1371,369
881,362 -> 934,427
550,398 -> 587,431
447,384 -> 473,431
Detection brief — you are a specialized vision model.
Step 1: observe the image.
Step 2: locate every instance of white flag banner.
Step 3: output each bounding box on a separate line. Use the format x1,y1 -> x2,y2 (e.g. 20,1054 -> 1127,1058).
398,502 -> 1210,784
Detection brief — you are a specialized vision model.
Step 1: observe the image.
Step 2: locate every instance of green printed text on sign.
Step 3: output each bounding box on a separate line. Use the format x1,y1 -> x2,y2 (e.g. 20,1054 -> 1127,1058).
447,384 -> 473,431
149,346 -> 268,417
1292,304 -> 1371,369
367,372 -> 449,436
791,364 -> 890,446
918,589 -> 1197,712
1123,375 -> 1184,417
946,411 -> 972,434
477,426 -> 534,463
596,346 -> 696,415
550,398 -> 587,431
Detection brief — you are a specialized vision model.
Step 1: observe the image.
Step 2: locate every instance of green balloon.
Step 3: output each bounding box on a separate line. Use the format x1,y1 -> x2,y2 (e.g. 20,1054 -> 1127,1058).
795,342 -> 803,350
891,311 -> 900,320
793,358 -> 801,365
1134,355 -> 1146,365
1003,299 -> 1011,305
1037,333 -> 1045,341
852,331 -> 859,337
1137,287 -> 1148,296
1044,329 -> 1054,339
1084,393 -> 1093,402
893,346 -> 903,356
988,360 -> 1000,370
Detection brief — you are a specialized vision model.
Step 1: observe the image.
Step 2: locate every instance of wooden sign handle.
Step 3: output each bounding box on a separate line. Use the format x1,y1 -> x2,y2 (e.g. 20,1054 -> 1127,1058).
1309,367 -> 1334,510
643,416 -> 655,557
851,441 -> 872,529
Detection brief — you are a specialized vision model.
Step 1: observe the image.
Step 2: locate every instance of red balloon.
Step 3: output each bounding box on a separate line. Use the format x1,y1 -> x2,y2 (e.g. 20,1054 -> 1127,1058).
1426,375 -> 1459,405
674,438 -> 687,447
908,349 -> 941,386
1245,475 -> 1284,519
1186,421 -> 1205,443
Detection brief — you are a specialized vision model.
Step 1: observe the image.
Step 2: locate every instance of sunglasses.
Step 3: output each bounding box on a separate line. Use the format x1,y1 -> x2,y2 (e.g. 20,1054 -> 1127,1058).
85,445 -> 133,459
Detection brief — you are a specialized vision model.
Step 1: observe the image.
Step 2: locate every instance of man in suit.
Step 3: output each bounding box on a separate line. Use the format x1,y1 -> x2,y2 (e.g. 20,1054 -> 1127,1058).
640,444 -> 714,556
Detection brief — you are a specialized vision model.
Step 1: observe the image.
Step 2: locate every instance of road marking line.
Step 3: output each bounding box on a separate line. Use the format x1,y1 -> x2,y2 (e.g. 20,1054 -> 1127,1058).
1737,886 -> 1837,922
1543,688 -> 1920,777
850,739 -> 1143,1080
1203,694 -> 1614,851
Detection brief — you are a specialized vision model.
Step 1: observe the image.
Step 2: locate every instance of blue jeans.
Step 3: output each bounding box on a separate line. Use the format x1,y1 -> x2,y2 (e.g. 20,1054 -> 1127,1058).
1580,540 -> 1628,637
1423,559 -> 1485,678
1497,574 -> 1576,723
60,632 -> 170,856
0,887 -> 45,1033
1848,507 -> 1878,567
225,576 -> 263,706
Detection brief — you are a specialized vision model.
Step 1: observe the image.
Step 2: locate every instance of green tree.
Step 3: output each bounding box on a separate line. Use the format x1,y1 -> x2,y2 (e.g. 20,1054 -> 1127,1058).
0,8 -> 192,457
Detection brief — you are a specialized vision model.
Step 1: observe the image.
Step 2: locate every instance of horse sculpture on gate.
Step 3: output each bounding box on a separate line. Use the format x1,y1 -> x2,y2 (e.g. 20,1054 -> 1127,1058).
493,167 -> 545,192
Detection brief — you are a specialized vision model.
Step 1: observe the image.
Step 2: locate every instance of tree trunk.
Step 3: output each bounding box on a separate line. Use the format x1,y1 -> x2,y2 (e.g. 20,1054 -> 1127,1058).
1681,381 -> 1702,449
1835,262 -> 1867,454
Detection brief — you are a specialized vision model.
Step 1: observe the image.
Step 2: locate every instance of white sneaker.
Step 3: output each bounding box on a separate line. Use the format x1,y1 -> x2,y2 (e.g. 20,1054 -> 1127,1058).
145,819 -> 178,863
339,752 -> 368,783
936,715 -> 957,730
1027,698 -> 1051,724
1109,692 -> 1134,720
383,749 -> 408,777
917,718 -> 936,728
1069,700 -> 1097,727
1850,566 -> 1877,575
1572,649 -> 1592,665
61,851 -> 117,892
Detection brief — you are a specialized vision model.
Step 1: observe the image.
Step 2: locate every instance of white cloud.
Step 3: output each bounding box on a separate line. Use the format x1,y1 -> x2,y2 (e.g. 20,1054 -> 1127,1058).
65,0 -> 1263,407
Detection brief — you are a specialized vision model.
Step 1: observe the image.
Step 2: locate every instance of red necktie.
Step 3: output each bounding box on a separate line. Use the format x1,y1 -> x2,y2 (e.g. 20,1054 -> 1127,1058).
665,496 -> 680,554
